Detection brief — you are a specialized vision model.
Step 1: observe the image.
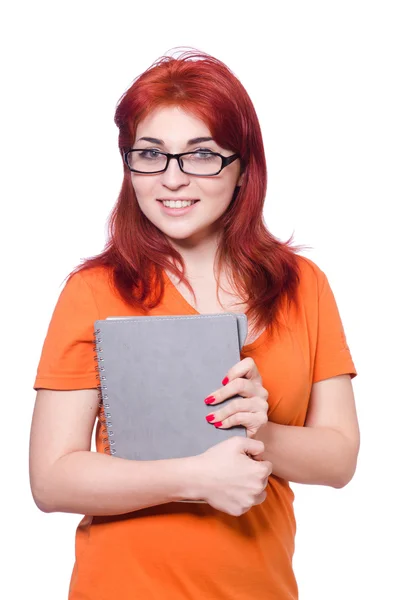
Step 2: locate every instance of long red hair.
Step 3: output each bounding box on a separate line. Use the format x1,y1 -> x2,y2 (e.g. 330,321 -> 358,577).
69,48 -> 310,340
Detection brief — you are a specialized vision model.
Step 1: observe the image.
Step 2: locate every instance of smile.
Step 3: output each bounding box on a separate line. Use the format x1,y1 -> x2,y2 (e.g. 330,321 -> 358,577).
156,199 -> 200,216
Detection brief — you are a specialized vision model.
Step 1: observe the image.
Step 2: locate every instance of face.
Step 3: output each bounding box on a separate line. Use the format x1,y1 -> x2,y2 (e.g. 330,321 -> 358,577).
130,106 -> 243,246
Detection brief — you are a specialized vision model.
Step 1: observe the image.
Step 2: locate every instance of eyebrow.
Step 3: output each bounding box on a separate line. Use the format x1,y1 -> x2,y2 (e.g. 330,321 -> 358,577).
136,136 -> 215,146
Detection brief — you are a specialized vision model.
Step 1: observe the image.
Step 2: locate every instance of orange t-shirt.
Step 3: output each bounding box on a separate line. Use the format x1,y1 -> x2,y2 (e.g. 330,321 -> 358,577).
33,255 -> 357,600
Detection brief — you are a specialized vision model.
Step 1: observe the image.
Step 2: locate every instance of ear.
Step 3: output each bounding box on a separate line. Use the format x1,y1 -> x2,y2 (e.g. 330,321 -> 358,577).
237,171 -> 245,187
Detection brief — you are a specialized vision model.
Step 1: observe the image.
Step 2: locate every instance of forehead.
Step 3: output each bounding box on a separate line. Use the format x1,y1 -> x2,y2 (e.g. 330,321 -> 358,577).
135,106 -> 211,139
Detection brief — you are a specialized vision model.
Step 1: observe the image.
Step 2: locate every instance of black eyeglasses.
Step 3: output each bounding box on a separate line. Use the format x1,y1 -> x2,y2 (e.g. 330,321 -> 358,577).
123,148 -> 240,176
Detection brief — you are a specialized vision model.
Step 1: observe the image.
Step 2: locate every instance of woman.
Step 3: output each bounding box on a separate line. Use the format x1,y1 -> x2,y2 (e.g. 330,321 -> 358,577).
29,49 -> 360,599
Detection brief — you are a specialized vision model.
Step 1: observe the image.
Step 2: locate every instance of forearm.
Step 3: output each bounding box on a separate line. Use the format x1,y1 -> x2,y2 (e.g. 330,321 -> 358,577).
33,451 -> 201,515
255,422 -> 359,488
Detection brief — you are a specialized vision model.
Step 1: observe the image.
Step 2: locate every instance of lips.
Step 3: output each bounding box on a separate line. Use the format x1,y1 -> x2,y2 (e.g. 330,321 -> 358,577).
157,199 -> 200,203
157,199 -> 200,217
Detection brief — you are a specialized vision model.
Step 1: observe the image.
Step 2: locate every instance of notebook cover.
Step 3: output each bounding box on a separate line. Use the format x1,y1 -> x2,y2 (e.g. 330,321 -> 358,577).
94,313 -> 248,463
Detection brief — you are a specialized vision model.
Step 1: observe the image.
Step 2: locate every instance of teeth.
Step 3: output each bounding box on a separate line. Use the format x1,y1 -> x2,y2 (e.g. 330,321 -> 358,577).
162,200 -> 195,208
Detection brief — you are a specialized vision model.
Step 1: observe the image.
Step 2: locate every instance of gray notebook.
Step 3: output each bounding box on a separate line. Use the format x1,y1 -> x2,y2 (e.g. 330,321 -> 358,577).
94,313 -> 248,503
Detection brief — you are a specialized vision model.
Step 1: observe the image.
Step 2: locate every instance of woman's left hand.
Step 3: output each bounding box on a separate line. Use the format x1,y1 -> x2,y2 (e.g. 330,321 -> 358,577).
204,357 -> 269,439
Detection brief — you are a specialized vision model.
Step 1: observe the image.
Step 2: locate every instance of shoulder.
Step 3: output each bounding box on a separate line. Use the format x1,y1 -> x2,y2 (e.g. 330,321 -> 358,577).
71,264 -> 113,287
295,254 -> 327,297
65,265 -> 114,297
286,255 -> 330,319
293,255 -> 348,331
54,265 -> 116,319
66,264 -> 147,317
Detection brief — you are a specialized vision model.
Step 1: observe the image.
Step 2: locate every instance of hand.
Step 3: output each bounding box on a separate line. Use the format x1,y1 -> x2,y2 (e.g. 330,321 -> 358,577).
204,357 -> 269,438
193,436 -> 272,516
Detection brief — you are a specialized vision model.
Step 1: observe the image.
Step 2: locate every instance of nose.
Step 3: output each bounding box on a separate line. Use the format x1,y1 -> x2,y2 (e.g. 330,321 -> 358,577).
160,156 -> 190,188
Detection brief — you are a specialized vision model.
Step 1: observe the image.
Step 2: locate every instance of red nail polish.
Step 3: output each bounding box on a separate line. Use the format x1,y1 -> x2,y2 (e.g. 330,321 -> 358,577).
204,396 -> 215,404
206,414 -> 215,422
222,377 -> 229,386
213,421 -> 223,427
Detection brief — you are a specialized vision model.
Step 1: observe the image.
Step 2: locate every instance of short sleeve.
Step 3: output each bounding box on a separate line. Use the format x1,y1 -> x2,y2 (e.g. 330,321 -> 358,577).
33,272 -> 100,390
312,271 -> 357,383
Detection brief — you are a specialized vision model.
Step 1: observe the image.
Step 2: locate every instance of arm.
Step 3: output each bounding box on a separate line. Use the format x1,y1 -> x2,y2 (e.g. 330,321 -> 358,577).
255,374 -> 360,488
29,389 -> 200,515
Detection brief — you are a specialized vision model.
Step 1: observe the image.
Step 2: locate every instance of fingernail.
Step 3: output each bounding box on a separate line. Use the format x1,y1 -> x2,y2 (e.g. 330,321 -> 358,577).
204,396 -> 215,404
213,421 -> 223,427
206,414 -> 215,422
222,377 -> 229,385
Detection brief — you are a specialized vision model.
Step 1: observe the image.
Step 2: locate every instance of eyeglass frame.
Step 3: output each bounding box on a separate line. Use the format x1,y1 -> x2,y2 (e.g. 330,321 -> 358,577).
123,148 -> 240,176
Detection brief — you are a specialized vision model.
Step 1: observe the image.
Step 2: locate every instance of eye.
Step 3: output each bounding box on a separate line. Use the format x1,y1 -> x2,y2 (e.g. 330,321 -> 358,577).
191,148 -> 218,161
194,147 -> 216,154
138,149 -> 162,159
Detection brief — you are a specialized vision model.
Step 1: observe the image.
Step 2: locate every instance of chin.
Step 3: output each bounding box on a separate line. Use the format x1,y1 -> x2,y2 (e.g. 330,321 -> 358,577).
160,224 -> 210,243
162,229 -> 202,241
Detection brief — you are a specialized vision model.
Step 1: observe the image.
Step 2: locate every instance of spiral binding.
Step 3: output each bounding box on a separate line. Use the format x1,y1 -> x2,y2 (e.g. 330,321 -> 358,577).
93,327 -> 116,455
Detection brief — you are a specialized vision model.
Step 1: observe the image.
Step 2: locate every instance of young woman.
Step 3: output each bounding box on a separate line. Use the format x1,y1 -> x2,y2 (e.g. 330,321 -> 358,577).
29,49 -> 360,599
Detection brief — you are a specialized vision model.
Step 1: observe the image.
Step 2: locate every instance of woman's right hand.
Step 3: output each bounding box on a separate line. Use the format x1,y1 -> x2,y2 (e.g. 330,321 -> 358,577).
194,437 -> 272,516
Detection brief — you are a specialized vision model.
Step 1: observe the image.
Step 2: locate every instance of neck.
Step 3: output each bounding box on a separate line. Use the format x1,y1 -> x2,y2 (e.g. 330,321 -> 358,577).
167,230 -> 222,280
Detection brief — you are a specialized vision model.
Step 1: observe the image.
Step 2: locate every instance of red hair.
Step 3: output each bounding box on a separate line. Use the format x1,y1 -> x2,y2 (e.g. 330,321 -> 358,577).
70,48 -> 310,340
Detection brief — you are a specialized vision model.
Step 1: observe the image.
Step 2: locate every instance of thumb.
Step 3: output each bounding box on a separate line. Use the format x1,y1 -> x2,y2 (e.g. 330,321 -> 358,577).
240,437 -> 265,458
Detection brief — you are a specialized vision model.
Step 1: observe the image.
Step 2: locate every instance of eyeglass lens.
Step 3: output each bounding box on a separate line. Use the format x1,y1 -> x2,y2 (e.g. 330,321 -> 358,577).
127,150 -> 222,175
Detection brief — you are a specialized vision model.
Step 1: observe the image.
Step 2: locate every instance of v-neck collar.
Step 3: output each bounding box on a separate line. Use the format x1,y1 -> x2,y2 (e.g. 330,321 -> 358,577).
163,270 -> 268,352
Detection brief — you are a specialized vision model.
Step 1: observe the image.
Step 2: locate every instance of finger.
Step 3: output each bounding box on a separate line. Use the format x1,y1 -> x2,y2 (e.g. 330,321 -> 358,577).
205,378 -> 259,406
222,357 -> 262,386
211,411 -> 267,431
239,437 -> 265,457
261,461 -> 273,478
206,396 -> 266,422
253,490 -> 267,505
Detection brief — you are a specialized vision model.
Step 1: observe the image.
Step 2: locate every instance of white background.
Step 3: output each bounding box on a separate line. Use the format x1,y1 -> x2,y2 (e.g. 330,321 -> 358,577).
1,1 -> 396,598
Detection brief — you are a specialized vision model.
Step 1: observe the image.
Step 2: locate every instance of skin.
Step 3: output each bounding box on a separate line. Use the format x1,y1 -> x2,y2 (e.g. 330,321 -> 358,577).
130,105 -> 244,273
